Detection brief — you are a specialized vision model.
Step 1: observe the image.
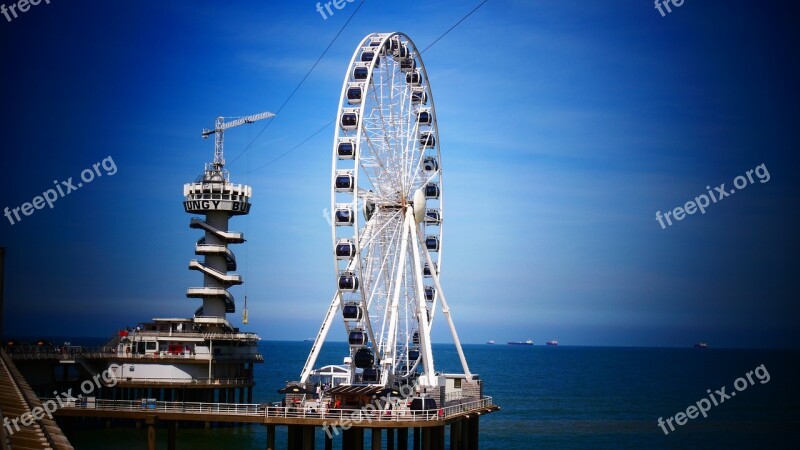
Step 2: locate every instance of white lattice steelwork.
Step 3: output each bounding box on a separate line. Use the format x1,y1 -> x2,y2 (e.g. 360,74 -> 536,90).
301,33 -> 472,389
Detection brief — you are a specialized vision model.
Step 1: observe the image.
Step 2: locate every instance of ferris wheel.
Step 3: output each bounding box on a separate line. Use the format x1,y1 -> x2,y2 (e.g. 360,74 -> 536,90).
301,32 -> 471,388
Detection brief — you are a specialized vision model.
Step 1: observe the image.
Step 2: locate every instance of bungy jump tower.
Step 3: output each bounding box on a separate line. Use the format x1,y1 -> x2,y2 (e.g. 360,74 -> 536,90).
104,113 -> 274,401
15,113 -> 274,404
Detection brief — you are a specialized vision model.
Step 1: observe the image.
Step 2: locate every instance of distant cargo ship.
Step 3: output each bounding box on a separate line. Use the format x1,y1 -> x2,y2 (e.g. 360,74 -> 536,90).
486,340 -> 495,345
546,340 -> 558,346
508,339 -> 533,346
694,342 -> 708,349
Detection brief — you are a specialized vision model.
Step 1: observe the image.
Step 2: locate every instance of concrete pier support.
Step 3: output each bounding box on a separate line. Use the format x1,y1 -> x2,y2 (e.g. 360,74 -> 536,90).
371,428 -> 382,450
265,424 -> 275,450
343,427 -> 364,450
387,428 -> 395,450
167,421 -> 177,450
354,427 -> 365,450
434,426 -> 445,450
397,427 -> 408,450
460,419 -> 469,450
303,426 -> 315,450
288,425 -> 302,449
342,428 -> 353,449
145,417 -> 156,450
467,417 -> 480,450
421,427 -> 431,450
450,421 -> 461,450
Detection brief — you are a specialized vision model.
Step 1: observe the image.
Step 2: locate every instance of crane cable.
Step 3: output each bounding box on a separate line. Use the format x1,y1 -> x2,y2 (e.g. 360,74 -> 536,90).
227,0 -> 368,169
237,0 -> 490,175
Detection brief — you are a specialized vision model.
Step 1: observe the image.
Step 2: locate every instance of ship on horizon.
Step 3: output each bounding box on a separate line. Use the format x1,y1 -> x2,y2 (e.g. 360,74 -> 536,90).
546,340 -> 558,346
508,339 -> 533,346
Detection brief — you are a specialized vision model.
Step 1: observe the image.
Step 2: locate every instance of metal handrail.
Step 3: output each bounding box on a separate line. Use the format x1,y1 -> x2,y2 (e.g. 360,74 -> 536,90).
0,407 -> 11,450
1,350 -> 67,450
7,348 -> 263,361
113,377 -> 253,386
43,395 -> 495,423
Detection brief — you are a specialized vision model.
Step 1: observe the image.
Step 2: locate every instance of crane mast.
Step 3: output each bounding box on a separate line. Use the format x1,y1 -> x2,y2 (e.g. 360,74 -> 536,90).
202,111 -> 275,170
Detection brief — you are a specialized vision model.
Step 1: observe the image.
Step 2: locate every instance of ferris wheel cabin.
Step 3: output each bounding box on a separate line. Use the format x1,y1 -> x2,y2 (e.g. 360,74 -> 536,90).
340,109 -> 359,130
334,171 -> 355,192
348,329 -> 369,346
417,110 -> 433,126
353,64 -> 369,81
353,347 -> 375,369
425,286 -> 436,301
407,70 -> 422,86
334,205 -> 354,226
335,239 -> 356,259
337,139 -> 356,159
425,209 -> 442,225
342,303 -> 363,321
423,156 -> 439,172
411,88 -> 428,105
338,272 -> 359,291
346,83 -> 364,104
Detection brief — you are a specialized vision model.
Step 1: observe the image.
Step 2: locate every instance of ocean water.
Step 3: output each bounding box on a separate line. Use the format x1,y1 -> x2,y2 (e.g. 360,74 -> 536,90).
60,341 -> 800,449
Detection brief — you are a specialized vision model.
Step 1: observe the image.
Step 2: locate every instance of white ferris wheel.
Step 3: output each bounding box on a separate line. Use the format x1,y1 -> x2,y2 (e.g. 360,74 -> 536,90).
301,32 -> 471,388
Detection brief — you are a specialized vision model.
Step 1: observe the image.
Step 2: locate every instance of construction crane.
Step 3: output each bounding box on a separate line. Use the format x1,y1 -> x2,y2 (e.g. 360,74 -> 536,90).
201,111 -> 275,169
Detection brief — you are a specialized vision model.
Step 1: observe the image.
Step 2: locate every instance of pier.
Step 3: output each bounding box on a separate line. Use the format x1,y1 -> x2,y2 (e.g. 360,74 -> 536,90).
50,396 -> 497,450
6,342 -> 498,449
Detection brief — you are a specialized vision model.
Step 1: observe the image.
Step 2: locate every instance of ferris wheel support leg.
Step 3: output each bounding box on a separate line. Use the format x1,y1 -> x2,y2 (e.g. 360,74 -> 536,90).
300,292 -> 343,383
409,219 -> 436,386
416,226 -> 474,380
381,211 -> 413,386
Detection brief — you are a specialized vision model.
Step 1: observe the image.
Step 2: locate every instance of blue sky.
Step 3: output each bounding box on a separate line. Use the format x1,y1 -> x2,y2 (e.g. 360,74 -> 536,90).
1,1 -> 798,348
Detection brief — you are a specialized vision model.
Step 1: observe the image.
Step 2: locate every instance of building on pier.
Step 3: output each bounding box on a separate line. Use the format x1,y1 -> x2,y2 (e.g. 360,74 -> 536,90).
8,113 -> 271,406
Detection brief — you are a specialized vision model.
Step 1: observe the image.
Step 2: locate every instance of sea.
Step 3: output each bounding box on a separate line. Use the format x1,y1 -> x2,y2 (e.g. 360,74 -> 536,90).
52,340 -> 799,449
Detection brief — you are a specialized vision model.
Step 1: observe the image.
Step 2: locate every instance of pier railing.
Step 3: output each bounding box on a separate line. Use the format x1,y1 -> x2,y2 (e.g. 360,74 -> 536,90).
7,348 -> 264,362
42,396 -> 495,423
112,377 -> 253,386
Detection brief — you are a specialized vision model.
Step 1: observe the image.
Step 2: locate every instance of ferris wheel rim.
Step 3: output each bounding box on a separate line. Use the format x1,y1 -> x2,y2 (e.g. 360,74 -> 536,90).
329,32 -> 444,383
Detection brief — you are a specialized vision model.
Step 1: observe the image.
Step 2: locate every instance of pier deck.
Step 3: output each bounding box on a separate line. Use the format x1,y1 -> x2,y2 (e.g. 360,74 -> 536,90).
51,396 -> 497,427
51,396 -> 497,450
